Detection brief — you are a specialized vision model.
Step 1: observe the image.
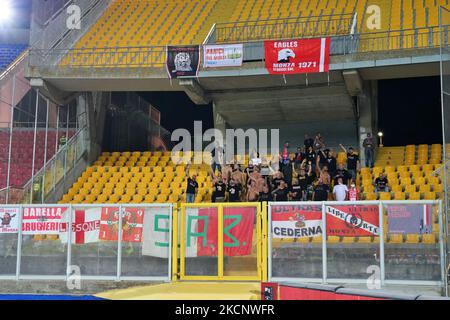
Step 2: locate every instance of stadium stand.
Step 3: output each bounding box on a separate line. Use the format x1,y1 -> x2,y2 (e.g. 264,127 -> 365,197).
0,44 -> 27,71
358,144 -> 444,201
60,151 -> 214,205
0,129 -> 74,189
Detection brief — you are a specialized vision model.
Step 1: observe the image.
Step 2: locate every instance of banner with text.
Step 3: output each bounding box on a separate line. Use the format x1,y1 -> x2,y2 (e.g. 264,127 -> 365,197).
203,44 -> 243,68
0,207 -> 20,234
166,45 -> 200,78
264,38 -> 330,74
22,206 -> 68,235
326,205 -> 379,237
387,204 -> 433,234
271,204 -> 323,238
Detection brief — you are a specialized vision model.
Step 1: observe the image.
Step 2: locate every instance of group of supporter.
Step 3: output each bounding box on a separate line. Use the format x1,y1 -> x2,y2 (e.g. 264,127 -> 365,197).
184,132 -> 379,203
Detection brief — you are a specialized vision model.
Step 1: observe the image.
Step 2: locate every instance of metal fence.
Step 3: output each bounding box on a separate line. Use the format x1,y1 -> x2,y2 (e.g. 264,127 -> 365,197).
0,203 -> 173,281
214,14 -> 354,44
28,26 -> 448,76
268,201 -> 446,292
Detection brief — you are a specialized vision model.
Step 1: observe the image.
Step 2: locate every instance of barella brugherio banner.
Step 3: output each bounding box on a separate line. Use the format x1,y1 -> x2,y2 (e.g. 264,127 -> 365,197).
203,43 -> 243,68
166,45 -> 200,78
264,37 -> 330,74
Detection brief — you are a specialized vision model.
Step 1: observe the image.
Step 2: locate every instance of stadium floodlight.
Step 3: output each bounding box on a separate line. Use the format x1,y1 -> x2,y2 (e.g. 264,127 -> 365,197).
378,132 -> 384,147
0,0 -> 12,23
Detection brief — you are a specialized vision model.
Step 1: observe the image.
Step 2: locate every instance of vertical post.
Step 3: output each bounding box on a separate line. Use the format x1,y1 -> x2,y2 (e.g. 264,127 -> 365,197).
218,204 -> 224,279
171,204 -> 178,281
257,202 -> 262,280
168,204 -> 173,282
66,204 -> 73,281
6,74 -> 16,204
262,202 -> 272,281
117,204 -> 123,281
439,6 -> 449,237
53,106 -> 60,192
15,205 -> 23,280
267,202 -> 272,282
439,200 -> 448,296
41,98 -> 49,203
30,89 -> 40,203
63,106 -> 70,180
379,201 -> 385,286
179,205 -> 186,279
322,202 -> 327,284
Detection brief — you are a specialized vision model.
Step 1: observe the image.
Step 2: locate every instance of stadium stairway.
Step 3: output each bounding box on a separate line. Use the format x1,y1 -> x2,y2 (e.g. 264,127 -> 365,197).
96,282 -> 260,300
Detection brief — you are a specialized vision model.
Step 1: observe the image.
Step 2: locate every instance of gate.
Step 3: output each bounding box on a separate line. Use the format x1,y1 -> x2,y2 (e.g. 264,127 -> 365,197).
179,202 -> 267,281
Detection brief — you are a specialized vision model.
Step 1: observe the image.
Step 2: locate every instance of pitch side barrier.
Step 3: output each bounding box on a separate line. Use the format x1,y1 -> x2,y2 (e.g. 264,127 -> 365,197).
0,204 -> 173,282
268,200 -> 447,291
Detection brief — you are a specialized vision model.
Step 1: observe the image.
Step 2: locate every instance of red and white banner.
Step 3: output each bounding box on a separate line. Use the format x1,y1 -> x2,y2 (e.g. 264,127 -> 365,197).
99,207 -> 144,243
60,208 -> 100,244
22,206 -> 68,235
179,207 -> 256,257
326,205 -> 379,237
271,204 -> 323,238
0,207 -> 20,234
264,38 -> 330,74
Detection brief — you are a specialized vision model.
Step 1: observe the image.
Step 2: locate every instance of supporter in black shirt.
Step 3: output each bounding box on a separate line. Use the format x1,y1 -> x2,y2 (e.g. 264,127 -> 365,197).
374,173 -> 390,193
334,164 -> 352,186
339,144 -> 360,181
281,159 -> 293,187
325,150 -> 337,178
186,176 -> 198,203
259,185 -> 272,202
271,171 -> 285,190
290,179 -> 303,201
272,181 -> 289,202
313,181 -> 329,201
212,177 -> 226,203
227,179 -> 242,202
304,134 -> 314,150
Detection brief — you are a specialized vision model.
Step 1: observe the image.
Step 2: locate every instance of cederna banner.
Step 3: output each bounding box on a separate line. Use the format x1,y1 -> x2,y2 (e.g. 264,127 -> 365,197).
264,37 -> 330,74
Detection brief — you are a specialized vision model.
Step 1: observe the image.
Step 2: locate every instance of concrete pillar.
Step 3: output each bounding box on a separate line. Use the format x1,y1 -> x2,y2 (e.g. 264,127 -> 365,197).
86,92 -> 109,163
213,102 -> 228,139
357,80 -> 379,166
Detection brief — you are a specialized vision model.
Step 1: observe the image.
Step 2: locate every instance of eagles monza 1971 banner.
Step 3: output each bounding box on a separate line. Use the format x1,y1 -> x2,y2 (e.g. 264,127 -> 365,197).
166,45 -> 200,78
264,38 -> 330,74
326,205 -> 379,237
271,204 -> 323,238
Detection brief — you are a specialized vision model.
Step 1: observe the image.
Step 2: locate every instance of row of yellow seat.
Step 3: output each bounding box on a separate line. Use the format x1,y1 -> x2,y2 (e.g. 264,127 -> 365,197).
273,233 -> 438,245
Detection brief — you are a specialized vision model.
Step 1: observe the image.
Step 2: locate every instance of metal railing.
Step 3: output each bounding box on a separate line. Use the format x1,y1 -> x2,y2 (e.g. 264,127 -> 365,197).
0,126 -> 88,205
268,200 -> 447,293
214,14 -> 355,43
28,26 -> 449,74
0,203 -> 173,281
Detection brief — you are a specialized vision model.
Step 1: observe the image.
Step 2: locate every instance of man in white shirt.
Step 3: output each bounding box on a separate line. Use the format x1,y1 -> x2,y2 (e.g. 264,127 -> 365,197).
333,177 -> 348,201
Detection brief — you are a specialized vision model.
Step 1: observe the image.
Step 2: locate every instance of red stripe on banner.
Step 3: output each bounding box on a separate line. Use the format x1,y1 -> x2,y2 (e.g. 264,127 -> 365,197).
74,210 -> 85,244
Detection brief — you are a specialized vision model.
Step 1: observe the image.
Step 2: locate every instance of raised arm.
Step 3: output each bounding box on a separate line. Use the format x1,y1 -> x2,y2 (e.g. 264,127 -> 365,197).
339,144 -> 347,153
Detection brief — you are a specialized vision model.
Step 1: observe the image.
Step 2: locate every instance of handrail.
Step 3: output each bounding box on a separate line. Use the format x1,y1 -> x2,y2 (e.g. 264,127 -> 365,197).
0,49 -> 28,80
216,13 -> 354,26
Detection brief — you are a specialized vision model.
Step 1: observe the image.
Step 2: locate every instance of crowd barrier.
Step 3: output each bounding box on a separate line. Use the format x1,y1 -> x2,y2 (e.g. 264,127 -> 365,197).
0,204 -> 173,281
268,201 -> 446,289
0,201 -> 447,293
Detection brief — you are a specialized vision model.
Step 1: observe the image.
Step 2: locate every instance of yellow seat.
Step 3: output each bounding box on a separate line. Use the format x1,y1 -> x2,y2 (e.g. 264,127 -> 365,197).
379,192 -> 391,201
424,192 -> 436,200
389,234 -> 404,244
393,192 -> 406,200
422,234 -> 436,244
408,192 -> 421,200
327,236 -> 340,243
405,234 -> 419,244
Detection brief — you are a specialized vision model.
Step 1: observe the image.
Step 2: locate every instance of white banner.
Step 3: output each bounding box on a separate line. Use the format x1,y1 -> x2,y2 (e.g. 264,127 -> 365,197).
0,207 -> 20,234
272,220 -> 323,238
60,208 -> 101,244
142,208 -> 171,258
203,44 -> 243,68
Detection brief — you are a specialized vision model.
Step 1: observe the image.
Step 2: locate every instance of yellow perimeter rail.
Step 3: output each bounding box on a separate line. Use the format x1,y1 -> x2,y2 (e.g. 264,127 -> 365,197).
178,202 -> 267,281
